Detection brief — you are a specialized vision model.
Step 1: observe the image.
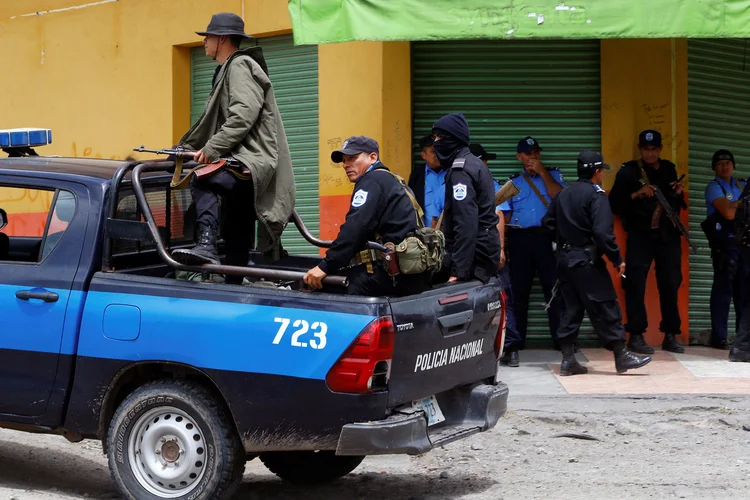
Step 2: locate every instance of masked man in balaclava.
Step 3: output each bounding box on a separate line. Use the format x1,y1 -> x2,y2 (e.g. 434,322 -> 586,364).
432,113 -> 501,284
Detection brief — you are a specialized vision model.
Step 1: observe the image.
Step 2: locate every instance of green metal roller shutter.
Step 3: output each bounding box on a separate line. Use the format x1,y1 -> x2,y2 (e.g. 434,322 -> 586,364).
687,39 -> 750,342
190,35 -> 319,255
412,40 -> 602,347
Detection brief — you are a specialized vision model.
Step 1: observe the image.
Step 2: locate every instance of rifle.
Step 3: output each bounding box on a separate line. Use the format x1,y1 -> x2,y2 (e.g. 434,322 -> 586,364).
649,174 -> 698,254
133,145 -> 197,159
495,180 -> 521,206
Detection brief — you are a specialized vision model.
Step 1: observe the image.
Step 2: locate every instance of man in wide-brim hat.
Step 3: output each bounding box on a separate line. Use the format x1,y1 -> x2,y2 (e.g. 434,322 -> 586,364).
172,12 -> 296,276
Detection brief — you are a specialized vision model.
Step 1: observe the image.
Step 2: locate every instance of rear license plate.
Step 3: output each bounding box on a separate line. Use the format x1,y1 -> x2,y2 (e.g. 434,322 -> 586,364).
412,395 -> 446,426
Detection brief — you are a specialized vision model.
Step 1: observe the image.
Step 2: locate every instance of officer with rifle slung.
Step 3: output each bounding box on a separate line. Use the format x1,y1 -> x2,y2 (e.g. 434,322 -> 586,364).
303,136 -> 437,296
543,151 -> 652,375
608,130 -> 689,355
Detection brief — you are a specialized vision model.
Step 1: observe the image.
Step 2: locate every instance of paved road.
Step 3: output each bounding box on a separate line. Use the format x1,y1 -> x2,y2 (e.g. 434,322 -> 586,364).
1,393 -> 749,499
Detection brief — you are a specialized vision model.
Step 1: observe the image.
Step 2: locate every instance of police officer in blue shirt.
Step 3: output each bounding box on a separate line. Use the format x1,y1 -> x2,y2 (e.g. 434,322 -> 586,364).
703,149 -> 750,350
471,143 -> 521,367
408,135 -> 445,227
502,137 -> 565,357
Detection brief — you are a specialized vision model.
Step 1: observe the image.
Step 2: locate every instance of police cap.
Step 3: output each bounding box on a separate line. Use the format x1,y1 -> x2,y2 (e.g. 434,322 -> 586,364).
419,134 -> 435,149
517,136 -> 542,153
331,136 -> 380,163
469,143 -> 497,161
577,150 -> 611,171
712,149 -> 735,167
638,129 -> 662,148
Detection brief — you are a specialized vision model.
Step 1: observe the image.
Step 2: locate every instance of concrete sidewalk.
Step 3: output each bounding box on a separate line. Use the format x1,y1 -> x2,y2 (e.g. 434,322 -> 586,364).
499,347 -> 750,397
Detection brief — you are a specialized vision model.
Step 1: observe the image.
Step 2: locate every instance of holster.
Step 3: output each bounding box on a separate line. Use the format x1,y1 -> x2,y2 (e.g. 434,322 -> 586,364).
382,243 -> 400,276
560,242 -> 599,268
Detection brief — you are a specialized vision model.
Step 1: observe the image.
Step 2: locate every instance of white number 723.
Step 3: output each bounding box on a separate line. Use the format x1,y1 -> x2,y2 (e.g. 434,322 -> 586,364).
272,317 -> 328,350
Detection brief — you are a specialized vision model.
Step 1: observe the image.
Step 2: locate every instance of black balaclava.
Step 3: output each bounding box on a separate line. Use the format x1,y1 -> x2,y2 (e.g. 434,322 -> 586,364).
432,113 -> 470,169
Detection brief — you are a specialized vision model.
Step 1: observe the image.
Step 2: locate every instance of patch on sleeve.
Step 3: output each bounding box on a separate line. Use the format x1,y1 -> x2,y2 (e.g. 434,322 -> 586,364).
352,189 -> 368,207
453,183 -> 467,201
595,184 -> 606,193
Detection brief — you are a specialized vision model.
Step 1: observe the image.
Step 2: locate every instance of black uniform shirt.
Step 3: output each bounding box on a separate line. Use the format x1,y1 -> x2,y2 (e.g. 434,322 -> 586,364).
319,162 -> 419,274
608,159 -> 686,234
543,179 -> 623,266
442,148 -> 501,281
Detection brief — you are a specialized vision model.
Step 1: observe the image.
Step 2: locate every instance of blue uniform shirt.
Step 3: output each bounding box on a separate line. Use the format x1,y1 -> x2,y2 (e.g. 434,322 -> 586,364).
493,179 -> 506,212
705,176 -> 743,217
501,169 -> 565,228
423,164 -> 447,226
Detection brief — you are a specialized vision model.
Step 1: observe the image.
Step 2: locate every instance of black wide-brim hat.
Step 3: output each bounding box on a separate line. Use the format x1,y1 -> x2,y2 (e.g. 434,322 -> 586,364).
196,12 -> 253,39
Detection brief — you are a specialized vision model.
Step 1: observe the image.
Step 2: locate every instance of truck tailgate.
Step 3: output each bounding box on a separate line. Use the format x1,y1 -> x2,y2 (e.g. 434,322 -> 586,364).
386,279 -> 503,406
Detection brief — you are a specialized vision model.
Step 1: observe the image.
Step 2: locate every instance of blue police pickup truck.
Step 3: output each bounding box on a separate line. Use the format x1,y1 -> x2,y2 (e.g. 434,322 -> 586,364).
0,131 -> 508,500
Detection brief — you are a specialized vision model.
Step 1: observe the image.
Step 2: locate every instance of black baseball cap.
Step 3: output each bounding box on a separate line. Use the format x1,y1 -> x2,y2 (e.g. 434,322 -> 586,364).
469,143 -> 497,161
577,150 -> 611,170
638,129 -> 662,147
419,134 -> 434,149
331,136 -> 380,163
517,136 -> 542,153
712,149 -> 735,167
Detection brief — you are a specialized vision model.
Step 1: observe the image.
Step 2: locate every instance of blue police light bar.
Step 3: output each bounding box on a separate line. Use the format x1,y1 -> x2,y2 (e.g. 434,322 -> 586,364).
0,128 -> 53,148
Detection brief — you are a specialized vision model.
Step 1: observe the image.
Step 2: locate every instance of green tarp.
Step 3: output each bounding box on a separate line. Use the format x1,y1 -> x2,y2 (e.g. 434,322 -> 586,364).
288,0 -> 750,45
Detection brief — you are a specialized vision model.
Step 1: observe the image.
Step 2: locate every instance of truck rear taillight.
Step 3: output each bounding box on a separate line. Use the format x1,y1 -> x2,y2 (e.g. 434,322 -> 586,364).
326,316 -> 395,394
494,290 -> 507,358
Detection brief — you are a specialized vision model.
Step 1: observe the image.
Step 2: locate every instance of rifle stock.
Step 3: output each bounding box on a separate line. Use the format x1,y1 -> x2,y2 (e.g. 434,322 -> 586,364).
653,186 -> 699,254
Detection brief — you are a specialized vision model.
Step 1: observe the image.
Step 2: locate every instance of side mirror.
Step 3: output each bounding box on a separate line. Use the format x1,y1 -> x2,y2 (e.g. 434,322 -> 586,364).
0,208 -> 6,231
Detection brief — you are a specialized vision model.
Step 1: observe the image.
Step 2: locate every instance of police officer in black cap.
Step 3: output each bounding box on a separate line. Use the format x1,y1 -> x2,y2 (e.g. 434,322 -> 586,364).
431,114 -> 500,284
543,151 -> 653,375
609,129 -> 686,354
303,136 -> 430,296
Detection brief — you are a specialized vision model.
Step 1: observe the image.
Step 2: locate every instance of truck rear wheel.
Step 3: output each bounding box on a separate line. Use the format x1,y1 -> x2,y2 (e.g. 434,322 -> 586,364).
260,451 -> 364,484
106,380 -> 245,500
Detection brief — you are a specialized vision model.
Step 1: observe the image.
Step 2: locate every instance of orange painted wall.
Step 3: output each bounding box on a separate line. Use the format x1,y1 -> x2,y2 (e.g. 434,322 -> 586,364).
601,39 -> 690,346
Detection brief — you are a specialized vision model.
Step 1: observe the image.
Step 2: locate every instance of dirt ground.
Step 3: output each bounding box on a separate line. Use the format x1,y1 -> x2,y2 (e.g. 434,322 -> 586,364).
0,394 -> 748,499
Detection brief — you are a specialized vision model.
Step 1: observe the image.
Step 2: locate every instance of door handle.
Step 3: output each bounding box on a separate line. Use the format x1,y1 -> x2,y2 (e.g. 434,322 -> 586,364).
15,290 -> 59,303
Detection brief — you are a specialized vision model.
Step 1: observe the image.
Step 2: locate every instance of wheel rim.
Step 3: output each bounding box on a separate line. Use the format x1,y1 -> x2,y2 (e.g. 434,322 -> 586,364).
128,406 -> 209,498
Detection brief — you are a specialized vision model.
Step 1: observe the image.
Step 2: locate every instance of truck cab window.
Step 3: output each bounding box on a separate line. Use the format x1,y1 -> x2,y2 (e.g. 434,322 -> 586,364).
0,186 -> 76,263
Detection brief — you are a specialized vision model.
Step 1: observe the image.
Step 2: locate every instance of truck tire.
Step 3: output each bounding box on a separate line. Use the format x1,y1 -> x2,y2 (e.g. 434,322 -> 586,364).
106,380 -> 245,500
260,451 -> 364,484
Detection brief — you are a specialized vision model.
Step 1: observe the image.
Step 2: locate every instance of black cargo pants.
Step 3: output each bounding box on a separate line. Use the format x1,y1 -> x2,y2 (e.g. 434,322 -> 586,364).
556,251 -> 626,348
191,169 -> 255,284
623,230 -> 682,336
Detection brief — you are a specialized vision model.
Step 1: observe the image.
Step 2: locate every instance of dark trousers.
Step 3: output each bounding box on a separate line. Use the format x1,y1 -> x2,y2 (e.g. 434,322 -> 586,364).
710,246 -> 750,342
557,259 -> 626,348
498,265 -> 522,351
191,170 -> 255,285
347,265 -> 430,297
623,231 -> 682,336
507,230 -> 560,348
735,297 -> 750,352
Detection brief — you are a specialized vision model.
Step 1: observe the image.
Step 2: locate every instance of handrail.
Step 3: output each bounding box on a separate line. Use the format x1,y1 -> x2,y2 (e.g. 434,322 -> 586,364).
290,210 -> 333,248
130,162 -> 348,287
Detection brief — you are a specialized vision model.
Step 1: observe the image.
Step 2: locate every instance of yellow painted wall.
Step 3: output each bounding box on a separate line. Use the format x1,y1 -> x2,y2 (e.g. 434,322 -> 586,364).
600,38 -> 690,345
317,40 -> 411,242
0,0 -> 291,160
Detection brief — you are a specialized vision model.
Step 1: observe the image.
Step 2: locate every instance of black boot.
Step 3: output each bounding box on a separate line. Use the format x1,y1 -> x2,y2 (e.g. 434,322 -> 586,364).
662,333 -> 685,354
627,334 -> 654,354
559,342 -> 587,376
560,357 -> 588,376
172,226 -> 219,265
615,349 -> 652,373
729,348 -> 750,362
500,350 -> 519,367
